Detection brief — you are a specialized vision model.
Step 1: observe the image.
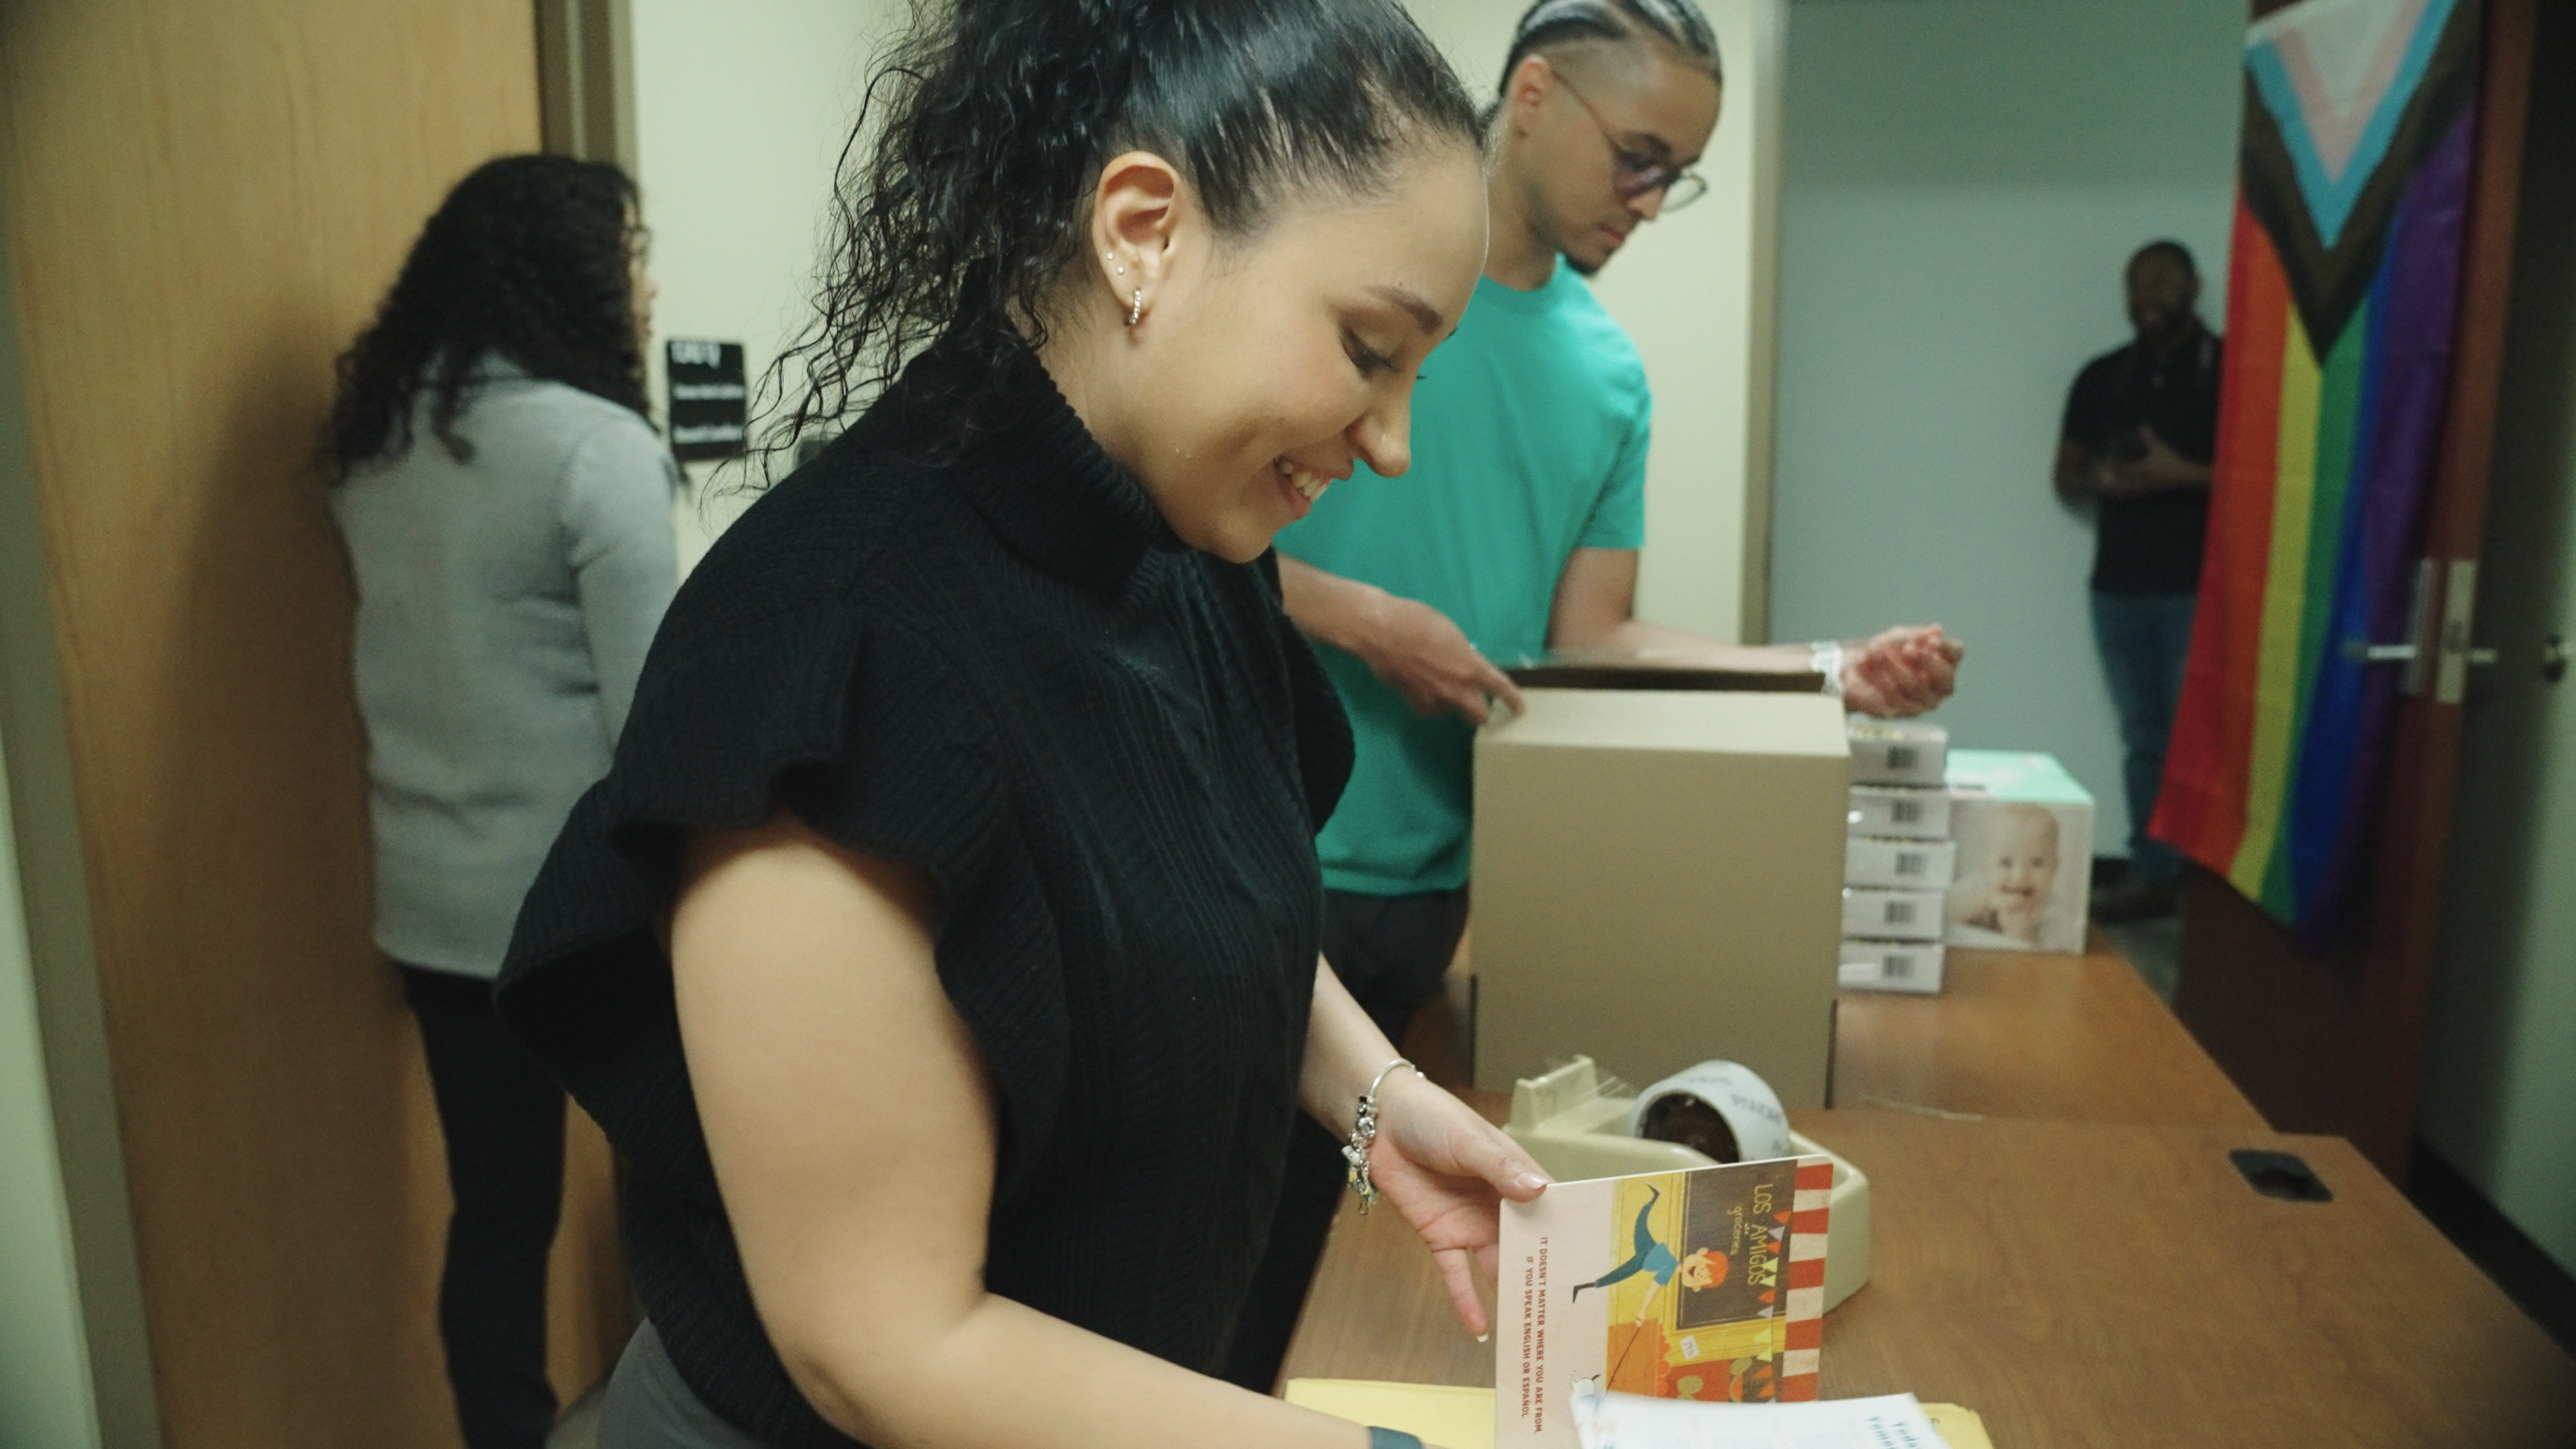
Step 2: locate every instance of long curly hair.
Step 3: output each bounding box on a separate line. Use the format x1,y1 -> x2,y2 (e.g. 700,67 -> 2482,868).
326,154 -> 647,482
752,0 -> 1483,470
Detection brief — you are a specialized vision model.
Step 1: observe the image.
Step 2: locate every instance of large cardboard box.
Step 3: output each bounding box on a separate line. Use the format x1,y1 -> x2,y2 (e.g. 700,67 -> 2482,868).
1470,690 -> 1849,1105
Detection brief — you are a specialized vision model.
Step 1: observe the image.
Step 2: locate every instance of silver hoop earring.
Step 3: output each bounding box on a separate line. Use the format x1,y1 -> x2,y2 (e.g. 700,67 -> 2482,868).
1127,289 -> 1143,327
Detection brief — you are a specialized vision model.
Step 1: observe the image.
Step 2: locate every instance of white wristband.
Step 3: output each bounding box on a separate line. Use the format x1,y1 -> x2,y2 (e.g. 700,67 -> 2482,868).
1809,640 -> 1846,698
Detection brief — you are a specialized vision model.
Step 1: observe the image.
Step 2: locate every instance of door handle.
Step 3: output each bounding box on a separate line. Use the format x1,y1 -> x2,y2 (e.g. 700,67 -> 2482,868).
2436,560 -> 2492,705
2343,559 -> 2498,702
2341,559 -> 2441,696
2344,639 -> 2500,665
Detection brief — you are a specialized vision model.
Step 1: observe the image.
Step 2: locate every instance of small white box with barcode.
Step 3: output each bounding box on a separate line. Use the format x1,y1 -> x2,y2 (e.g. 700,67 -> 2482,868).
1847,784 -> 1951,840
1847,720 -> 1947,786
1839,940 -> 1945,994
1841,885 -> 1945,941
1844,836 -> 1957,890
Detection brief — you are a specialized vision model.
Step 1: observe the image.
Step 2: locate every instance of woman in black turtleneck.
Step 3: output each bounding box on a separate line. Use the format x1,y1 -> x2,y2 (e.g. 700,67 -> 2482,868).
494,4 -> 1552,1448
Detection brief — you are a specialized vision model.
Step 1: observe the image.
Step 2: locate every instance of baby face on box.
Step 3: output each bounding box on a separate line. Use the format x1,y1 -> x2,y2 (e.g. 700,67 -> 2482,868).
1947,804 -> 2059,945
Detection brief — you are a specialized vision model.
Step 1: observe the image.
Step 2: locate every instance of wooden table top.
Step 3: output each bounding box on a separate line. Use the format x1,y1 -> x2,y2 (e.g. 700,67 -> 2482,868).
1290,935 -> 2575,1444
1830,936 -> 2267,1132
1281,1109 -> 2576,1446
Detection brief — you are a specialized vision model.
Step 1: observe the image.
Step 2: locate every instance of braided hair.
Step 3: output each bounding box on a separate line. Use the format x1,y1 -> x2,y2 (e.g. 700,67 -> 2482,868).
326,155 -> 647,482
1495,0 -> 1722,97
755,0 -> 1483,467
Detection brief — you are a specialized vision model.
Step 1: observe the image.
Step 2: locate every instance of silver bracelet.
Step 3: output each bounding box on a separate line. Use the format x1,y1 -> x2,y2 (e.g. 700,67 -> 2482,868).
1809,639 -> 1846,698
1342,1057 -> 1416,1215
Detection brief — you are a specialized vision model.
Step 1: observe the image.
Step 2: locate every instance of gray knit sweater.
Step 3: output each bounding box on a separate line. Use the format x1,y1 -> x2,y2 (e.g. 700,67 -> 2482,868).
333,362 -> 679,978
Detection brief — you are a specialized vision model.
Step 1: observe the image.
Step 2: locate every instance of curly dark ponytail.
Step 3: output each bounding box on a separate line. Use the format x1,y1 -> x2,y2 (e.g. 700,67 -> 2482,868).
756,0 -> 1483,466
326,154 -> 647,482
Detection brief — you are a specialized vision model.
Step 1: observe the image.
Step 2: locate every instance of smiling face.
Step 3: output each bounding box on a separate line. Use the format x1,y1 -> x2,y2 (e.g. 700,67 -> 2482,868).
1051,141 -> 1489,564
2126,251 -> 2200,352
1501,45 -> 1720,276
1984,806 -> 2061,903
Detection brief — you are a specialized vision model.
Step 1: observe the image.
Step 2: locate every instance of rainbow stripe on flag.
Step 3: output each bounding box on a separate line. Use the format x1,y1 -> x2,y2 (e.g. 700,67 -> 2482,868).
2151,0 -> 2481,934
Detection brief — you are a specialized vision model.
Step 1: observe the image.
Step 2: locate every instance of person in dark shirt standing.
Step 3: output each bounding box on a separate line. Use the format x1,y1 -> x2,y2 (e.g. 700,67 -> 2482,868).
2054,239 -> 2222,922
494,4 -> 1550,1447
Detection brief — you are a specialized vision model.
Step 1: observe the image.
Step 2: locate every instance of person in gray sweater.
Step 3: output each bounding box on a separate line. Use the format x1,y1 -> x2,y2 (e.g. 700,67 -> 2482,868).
325,154 -> 678,1449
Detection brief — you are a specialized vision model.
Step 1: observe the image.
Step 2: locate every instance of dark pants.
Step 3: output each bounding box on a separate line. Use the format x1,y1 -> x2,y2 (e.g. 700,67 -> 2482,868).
2090,590 -> 2198,883
403,964 -> 567,1449
1221,886 -> 1471,1392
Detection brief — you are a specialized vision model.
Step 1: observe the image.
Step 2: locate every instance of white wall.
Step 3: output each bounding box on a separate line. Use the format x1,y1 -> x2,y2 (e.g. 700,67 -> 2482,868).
0,723 -> 101,1449
629,0 -> 900,571
1412,0 -> 1776,643
1768,0 -> 2243,855
630,0 -> 1774,635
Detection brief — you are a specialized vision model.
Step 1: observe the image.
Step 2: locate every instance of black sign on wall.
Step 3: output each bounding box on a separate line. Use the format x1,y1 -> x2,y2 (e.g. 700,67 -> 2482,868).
665,339 -> 747,461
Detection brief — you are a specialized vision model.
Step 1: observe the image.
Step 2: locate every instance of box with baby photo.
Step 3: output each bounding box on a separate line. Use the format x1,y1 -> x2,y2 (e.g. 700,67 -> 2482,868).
1942,750 -> 2094,953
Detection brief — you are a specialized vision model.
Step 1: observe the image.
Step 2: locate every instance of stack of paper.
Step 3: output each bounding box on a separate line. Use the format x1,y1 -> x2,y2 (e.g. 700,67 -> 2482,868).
1283,1381 -> 1994,1449
1570,1382 -> 1972,1448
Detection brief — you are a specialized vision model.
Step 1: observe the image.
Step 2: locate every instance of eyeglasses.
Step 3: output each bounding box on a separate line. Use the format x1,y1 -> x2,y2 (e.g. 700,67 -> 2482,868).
1555,76 -> 1707,212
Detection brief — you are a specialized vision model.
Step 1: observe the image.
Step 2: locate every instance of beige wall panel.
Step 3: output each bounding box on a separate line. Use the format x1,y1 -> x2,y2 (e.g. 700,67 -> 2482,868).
1,3 -> 630,1444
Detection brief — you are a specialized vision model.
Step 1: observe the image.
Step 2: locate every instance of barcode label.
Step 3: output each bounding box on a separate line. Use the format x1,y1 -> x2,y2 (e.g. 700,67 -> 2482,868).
1884,957 -> 1915,979
1890,799 -> 1923,824
1884,901 -> 1916,924
1894,853 -> 1926,876
1886,745 -> 1919,769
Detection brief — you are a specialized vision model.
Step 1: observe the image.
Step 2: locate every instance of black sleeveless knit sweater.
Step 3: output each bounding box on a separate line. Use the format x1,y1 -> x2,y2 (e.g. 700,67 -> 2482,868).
495,349 -> 1354,1447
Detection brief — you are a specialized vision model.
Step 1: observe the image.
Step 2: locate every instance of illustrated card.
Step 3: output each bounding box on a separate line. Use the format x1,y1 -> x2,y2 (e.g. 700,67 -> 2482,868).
1495,1157 -> 1833,1448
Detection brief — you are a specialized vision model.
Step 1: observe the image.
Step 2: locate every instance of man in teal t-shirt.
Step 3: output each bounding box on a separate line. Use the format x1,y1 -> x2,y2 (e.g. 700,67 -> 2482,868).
1226,0 -> 1963,1393
1276,0 -> 1957,1040
1281,256 -> 1652,900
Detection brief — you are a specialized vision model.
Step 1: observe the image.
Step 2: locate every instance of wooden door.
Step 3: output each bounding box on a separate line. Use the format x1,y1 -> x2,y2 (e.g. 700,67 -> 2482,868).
2174,0 -> 2538,1179
2412,0 -> 2576,1271
0,3 -> 631,1445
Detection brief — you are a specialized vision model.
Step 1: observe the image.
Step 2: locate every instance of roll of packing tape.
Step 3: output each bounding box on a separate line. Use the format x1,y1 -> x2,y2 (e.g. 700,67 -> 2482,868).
1627,1060 -> 1794,1165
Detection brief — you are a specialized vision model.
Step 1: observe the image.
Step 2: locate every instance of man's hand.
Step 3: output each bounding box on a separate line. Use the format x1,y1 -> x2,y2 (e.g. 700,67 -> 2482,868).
1841,625 -> 1963,718
1277,554 -> 1525,724
1354,593 -> 1527,724
2097,426 -> 2210,498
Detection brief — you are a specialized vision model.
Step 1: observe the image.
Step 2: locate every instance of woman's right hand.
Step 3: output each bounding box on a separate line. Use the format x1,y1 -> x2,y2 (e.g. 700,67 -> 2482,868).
1363,1069 -> 1552,1337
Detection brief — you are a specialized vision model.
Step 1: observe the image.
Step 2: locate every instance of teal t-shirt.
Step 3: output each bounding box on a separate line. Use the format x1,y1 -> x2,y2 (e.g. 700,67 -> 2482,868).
1278,260 -> 1650,895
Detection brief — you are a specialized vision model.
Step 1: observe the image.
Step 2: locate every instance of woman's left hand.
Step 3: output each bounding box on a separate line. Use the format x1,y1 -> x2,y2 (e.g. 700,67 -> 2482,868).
1363,1071 -> 1552,1336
